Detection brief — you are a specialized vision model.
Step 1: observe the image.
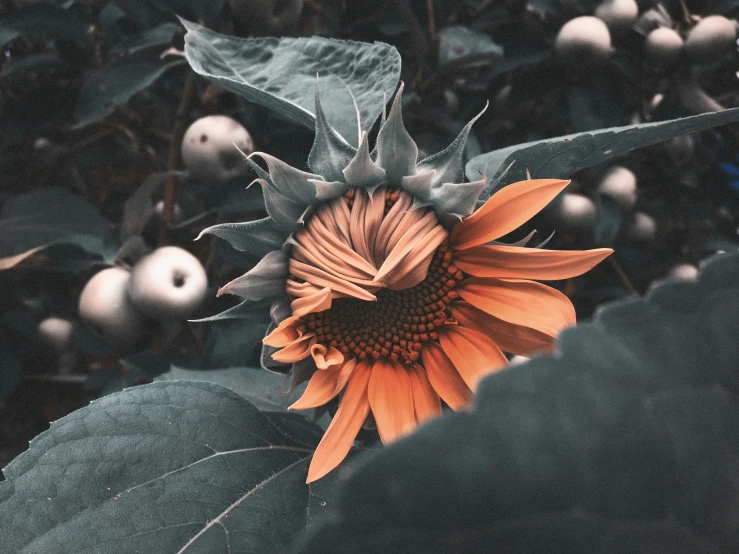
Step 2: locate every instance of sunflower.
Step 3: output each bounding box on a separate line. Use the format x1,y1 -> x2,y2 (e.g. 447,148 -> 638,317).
202,84 -> 612,483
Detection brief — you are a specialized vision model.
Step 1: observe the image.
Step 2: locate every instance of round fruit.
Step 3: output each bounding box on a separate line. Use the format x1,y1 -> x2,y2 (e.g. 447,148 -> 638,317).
685,16 -> 737,65
78,267 -> 151,349
645,27 -> 683,67
595,0 -> 639,36
597,166 -> 637,210
555,16 -> 613,66
667,263 -> 698,280
181,115 -> 253,182
552,193 -> 597,231
37,316 -> 74,353
229,0 -> 304,36
623,212 -> 656,242
128,246 -> 208,322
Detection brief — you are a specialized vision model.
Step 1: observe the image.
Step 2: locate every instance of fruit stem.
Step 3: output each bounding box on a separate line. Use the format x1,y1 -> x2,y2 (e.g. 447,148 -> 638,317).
607,255 -> 639,296
159,73 -> 198,245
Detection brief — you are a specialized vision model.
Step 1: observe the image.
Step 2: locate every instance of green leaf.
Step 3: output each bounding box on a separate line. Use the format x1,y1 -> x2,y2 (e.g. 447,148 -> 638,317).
437,25 -> 503,69
157,366 -> 305,412
466,107 -> 739,201
74,47 -> 186,128
0,3 -> 88,48
297,251 -> 739,553
0,187 -> 110,269
181,19 -> 401,147
0,381 -> 336,553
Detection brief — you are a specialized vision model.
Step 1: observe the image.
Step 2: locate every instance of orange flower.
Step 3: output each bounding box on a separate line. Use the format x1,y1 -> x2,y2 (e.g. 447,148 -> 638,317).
262,183 -> 611,482
203,84 -> 612,482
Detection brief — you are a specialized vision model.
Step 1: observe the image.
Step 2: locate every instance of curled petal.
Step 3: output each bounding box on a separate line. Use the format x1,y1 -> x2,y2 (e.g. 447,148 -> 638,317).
451,179 -> 570,249
290,286 -> 333,318
290,358 -> 357,411
271,334 -> 315,363
307,361 -> 372,483
310,343 -> 344,370
263,316 -> 305,347
454,245 -> 613,280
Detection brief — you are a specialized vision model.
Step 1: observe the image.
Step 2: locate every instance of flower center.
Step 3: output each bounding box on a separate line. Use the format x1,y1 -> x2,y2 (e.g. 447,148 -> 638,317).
303,242 -> 463,365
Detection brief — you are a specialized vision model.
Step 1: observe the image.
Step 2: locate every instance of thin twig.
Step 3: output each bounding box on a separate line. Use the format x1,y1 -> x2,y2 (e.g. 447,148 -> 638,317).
426,0 -> 437,44
159,74 -> 198,245
608,255 -> 639,296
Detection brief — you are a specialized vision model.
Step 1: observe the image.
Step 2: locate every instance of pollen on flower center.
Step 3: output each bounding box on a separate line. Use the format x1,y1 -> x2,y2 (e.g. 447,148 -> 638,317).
303,242 -> 463,365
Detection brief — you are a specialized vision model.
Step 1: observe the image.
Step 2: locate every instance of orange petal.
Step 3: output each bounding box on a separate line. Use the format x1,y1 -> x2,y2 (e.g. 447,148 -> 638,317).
290,286 -> 333,318
381,225 -> 449,290
289,259 -> 377,302
310,343 -> 344,370
451,179 -> 570,249
290,358 -> 356,411
262,316 -> 304,347
307,361 -> 371,483
451,301 -> 554,356
438,325 -> 508,391
407,365 -> 442,424
454,245 -> 613,280
420,341 -> 472,410
367,360 -> 416,444
458,277 -> 576,337
271,334 -> 315,363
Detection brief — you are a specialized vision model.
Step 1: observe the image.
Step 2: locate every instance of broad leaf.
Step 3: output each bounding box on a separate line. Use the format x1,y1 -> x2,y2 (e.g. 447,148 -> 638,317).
0,381 -> 336,553
466,107 -> 739,200
297,251 -> 739,553
437,25 -> 503,69
157,366 -> 305,412
0,3 -> 88,48
0,187 -> 110,269
74,47 -> 186,128
181,19 -> 401,147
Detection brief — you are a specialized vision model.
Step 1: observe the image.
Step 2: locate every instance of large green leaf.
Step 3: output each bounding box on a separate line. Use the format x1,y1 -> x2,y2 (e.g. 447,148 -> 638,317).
466,107 -> 739,200
0,3 -> 88,48
296,251 -> 739,553
0,187 -> 110,269
157,366 -> 305,412
181,19 -> 401,147
0,381 -> 337,553
74,47 -> 186,128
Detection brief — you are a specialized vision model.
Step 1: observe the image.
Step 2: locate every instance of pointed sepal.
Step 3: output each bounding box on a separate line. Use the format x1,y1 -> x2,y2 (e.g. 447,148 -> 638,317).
308,82 -> 357,182
416,102 -> 488,188
190,297 -> 274,323
309,179 -> 350,202
376,83 -> 418,184
249,152 -> 321,206
430,177 -> 487,218
195,217 -> 288,258
343,131 -> 386,190
253,178 -> 306,234
217,250 -> 288,300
